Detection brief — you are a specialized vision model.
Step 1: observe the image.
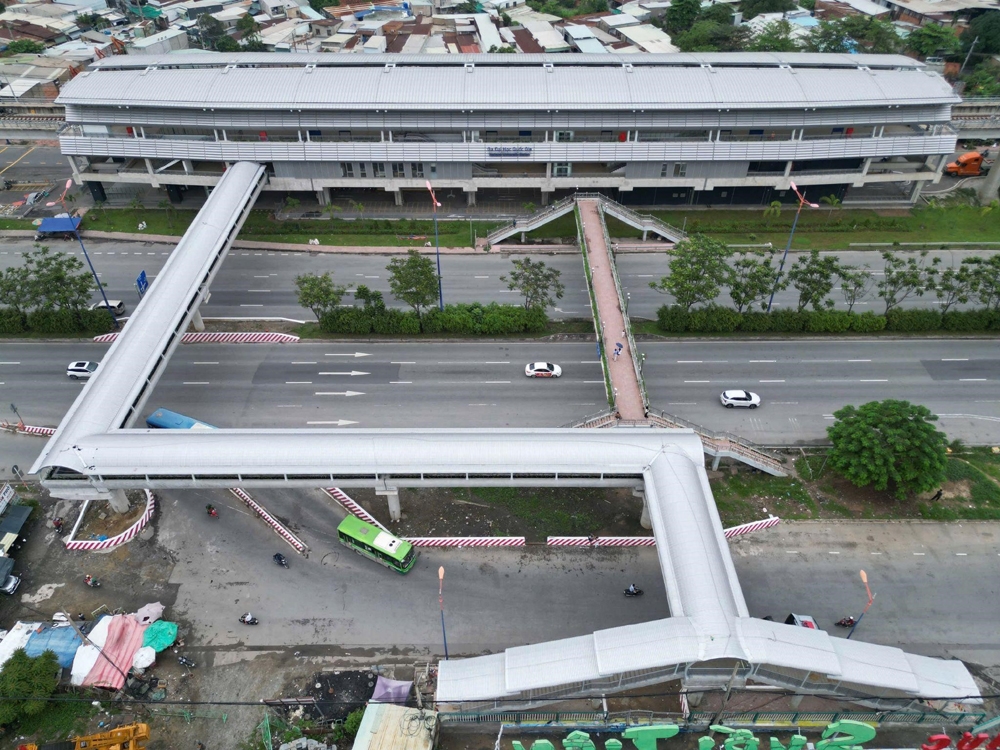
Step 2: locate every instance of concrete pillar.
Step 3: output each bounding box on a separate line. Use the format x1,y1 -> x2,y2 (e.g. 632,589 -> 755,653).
978,151 -> 1000,204
182,160 -> 194,175
145,158 -> 155,176
466,190 -> 476,206
634,487 -> 651,530
861,157 -> 872,176
393,189 -> 403,206
790,694 -> 805,709
316,189 -> 328,206
910,180 -> 927,203
711,454 -> 722,471
520,231 -> 526,243
107,489 -> 130,514
541,190 -> 551,206
783,160 -> 793,177
191,309 -> 205,332
376,488 -> 401,521
686,692 -> 704,707
641,229 -> 648,241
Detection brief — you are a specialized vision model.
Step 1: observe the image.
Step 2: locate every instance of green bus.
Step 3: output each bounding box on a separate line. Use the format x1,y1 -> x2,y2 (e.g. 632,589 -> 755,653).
337,515 -> 417,574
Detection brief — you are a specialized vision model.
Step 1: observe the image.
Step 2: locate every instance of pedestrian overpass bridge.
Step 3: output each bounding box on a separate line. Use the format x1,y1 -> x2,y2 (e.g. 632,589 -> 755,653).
31,162 -> 980,712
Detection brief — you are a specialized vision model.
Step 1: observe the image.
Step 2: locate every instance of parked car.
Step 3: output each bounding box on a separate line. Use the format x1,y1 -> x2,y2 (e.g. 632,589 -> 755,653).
525,362 -> 562,378
67,361 -> 99,380
720,390 -> 761,409
0,558 -> 20,595
90,299 -> 125,315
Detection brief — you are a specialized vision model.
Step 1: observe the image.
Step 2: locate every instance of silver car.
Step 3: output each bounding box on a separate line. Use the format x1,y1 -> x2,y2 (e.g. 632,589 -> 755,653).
67,361 -> 99,380
720,390 -> 761,409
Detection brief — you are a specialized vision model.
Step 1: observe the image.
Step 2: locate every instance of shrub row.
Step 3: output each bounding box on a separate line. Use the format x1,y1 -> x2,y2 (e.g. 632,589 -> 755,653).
682,217 -> 909,235
656,305 -> 1000,334
0,308 -> 115,336
320,303 -> 548,336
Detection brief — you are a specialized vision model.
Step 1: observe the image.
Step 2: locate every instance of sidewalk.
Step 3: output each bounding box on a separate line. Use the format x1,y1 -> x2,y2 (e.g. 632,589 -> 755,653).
578,200 -> 645,421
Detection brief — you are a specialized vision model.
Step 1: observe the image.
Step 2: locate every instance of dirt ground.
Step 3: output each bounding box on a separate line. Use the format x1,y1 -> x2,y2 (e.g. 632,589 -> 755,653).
73,490 -> 147,539
351,487 -> 648,542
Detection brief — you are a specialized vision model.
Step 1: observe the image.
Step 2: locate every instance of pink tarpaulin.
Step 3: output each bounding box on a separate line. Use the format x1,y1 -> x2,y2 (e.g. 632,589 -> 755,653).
83,615 -> 147,689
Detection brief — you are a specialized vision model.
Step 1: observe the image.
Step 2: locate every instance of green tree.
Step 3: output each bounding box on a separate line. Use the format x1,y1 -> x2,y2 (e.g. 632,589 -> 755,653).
740,0 -> 794,19
76,12 -> 110,29
748,19 -> 799,51
0,263 -> 31,317
127,194 -> 144,221
838,15 -> 902,53
23,245 -> 95,312
934,264 -> 973,314
664,0 -> 701,34
966,10 -> 1000,55
197,13 -> 226,49
295,272 -> 347,319
236,12 -> 261,40
649,235 -> 730,312
963,61 -> 1000,98
762,200 -> 782,221
455,0 -> 478,10
215,35 -> 240,51
387,249 -> 439,326
488,44 -> 516,52
285,196 -> 301,211
838,265 -> 873,313
5,39 -> 45,54
964,254 -> 1000,310
905,23 -> 960,57
675,20 -> 750,51
819,194 -> 841,216
827,400 -> 948,500
787,249 -> 842,312
726,249 -> 784,313
804,20 -> 854,52
310,0 -> 340,11
0,649 -> 60,727
876,249 -> 939,314
501,257 -> 565,310
521,201 -> 537,215
699,3 -> 735,24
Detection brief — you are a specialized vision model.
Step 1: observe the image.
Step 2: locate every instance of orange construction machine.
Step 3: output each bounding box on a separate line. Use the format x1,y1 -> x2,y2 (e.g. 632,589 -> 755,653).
18,722 -> 149,750
945,150 -> 995,177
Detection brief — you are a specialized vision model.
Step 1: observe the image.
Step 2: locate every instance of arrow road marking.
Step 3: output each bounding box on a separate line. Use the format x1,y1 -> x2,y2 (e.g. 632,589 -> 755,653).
314,391 -> 365,397
307,420 -> 359,426
325,353 -> 371,358
317,371 -> 370,376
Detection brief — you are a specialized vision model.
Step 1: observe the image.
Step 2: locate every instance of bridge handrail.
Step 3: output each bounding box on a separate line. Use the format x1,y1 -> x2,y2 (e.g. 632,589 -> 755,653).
576,204 -> 613,408
646,407 -> 785,472
594,194 -> 688,240
485,195 -> 576,244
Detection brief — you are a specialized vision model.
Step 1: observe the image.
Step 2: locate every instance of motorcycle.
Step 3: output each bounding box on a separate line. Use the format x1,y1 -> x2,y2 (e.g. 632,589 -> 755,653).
177,655 -> 197,668
84,575 -> 101,588
835,616 -> 856,628
624,587 -> 644,597
239,613 -> 259,626
53,517 -> 65,535
273,553 -> 288,569
206,504 -> 219,518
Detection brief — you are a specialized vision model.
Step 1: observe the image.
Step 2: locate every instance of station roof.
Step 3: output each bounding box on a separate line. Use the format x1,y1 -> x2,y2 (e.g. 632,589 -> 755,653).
57,52 -> 959,112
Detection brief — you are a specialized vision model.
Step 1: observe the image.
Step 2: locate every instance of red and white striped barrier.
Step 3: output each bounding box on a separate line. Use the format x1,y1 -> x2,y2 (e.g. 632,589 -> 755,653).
405,537 -> 525,548
547,536 -> 656,547
323,488 -> 387,532
229,488 -> 307,554
724,516 -> 781,538
94,332 -> 299,344
1,421 -> 56,437
65,490 -> 156,552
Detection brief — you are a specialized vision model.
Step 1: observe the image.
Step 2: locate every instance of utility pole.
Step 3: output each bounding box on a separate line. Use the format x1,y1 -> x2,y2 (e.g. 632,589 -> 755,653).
960,36 -> 978,74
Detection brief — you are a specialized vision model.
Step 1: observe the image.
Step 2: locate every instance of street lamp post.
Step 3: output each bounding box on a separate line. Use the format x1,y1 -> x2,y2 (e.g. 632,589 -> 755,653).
425,181 -> 444,311
10,403 -> 22,427
766,182 -> 819,313
846,569 -> 876,640
438,565 -> 449,659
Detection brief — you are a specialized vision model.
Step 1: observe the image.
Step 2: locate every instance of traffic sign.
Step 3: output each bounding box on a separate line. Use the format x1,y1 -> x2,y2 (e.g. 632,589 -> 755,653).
136,270 -> 149,297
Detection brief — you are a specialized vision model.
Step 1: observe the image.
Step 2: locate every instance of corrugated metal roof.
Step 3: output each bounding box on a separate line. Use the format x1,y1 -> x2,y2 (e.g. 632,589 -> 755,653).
736,618 -> 841,675
829,638 -> 920,693
437,653 -> 509,702
594,617 -> 699,674
904,653 -> 982,702
506,635 -> 600,692
58,55 -> 957,112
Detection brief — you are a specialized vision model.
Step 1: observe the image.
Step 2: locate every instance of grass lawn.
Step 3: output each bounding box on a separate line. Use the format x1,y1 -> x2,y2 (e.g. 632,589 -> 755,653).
292,317 -> 594,339
0,218 -> 36,230
711,450 -> 1000,526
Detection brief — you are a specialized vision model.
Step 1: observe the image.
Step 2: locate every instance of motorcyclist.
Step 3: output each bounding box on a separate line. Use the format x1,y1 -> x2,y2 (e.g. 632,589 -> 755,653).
84,574 -> 94,586
273,553 -> 286,566
240,612 -> 254,623
627,583 -> 639,595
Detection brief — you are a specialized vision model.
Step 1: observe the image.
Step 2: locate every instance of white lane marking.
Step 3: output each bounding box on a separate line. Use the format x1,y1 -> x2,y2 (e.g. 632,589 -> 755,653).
668,402 -> 697,405
247,289 -> 272,292
0,362 -> 20,365
859,379 -> 888,382
390,381 -> 412,384
307,420 -> 358,426
942,358 -> 969,361
436,361 -> 510,364
677,360 -> 702,363
786,550 -> 799,554
482,381 -> 511,384
183,381 -> 209,385
759,380 -> 785,383
870,552 -> 882,555
960,378 -> 987,382
317,371 -> 369,376
391,361 -> 416,364
254,275 -> 270,278
828,550 -> 840,554
684,380 -> 710,383
770,401 -> 799,405
914,552 -> 925,556
240,304 -> 264,307
286,381 -> 313,384
580,360 -> 601,364
193,361 -> 219,365
956,552 -> 968,556
848,359 -> 871,362
325,353 -> 371,358
749,360 -> 776,363
474,275 -> 490,279
584,380 -> 605,383
314,390 -> 365,396
291,361 -> 317,365
276,405 -> 302,408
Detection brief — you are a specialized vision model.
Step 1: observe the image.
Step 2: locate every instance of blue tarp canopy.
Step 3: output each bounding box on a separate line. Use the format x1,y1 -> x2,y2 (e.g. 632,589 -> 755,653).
25,625 -> 83,668
37,217 -> 81,233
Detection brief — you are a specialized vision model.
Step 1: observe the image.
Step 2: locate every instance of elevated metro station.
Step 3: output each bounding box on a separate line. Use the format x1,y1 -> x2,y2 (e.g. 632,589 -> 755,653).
34,54 -> 982,710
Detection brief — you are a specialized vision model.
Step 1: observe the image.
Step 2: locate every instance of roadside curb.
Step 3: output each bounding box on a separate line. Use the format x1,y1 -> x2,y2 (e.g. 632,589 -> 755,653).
229,488 -> 308,554
408,537 -> 525,547
1,422 -> 55,437
93,332 -> 300,344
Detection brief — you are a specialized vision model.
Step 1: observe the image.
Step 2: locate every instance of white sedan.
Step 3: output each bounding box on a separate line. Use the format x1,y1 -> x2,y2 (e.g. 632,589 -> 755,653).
525,362 -> 562,378
67,361 -> 99,380
720,390 -> 761,409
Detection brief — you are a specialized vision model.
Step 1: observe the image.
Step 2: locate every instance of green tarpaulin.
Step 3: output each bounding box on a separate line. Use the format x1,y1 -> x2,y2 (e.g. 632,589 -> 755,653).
142,620 -> 178,652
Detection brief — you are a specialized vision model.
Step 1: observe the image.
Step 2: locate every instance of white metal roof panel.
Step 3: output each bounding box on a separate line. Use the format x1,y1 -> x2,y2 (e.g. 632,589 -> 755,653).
736,617 -> 841,675
436,653 -> 509,702
594,617 -> 699,674
905,653 -> 982,701
829,638 -> 920,693
505,635 -> 600,692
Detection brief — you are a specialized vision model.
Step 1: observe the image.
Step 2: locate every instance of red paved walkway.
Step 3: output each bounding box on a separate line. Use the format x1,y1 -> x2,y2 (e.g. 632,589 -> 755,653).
578,200 -> 645,420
